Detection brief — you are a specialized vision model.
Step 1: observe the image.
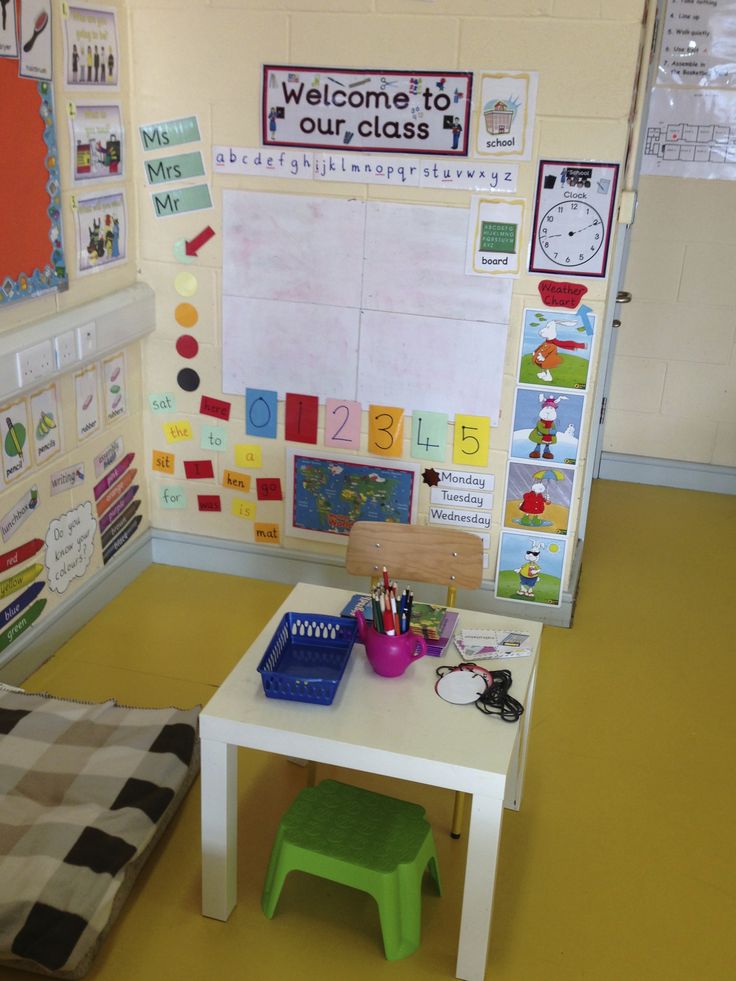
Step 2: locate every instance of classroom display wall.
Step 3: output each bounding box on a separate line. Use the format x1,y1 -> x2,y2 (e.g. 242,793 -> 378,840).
0,1 -> 147,672
2,1 -> 655,673
132,0 -> 649,615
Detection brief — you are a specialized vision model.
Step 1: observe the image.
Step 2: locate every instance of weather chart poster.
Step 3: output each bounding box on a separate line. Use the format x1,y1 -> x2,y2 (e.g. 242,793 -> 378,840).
262,66 -> 473,155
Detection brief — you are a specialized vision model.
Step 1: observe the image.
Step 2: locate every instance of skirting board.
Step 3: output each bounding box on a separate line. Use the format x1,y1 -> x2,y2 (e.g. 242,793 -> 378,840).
0,527 -> 581,683
599,452 -> 736,496
151,528 -> 580,628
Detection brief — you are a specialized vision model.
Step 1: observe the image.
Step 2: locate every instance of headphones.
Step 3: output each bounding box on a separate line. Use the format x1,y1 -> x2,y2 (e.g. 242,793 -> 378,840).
435,663 -> 524,722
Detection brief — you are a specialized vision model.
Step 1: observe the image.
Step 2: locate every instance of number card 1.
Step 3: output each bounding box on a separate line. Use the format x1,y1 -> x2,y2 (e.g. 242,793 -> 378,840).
246,388 -> 278,439
453,414 -> 490,467
324,398 -> 361,449
411,410 -> 448,461
368,405 -> 404,458
285,393 -> 319,444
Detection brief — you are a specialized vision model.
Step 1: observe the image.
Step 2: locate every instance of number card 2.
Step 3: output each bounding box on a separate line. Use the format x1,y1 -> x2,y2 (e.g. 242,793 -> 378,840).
285,393 -> 319,444
411,410 -> 447,461
368,405 -> 404,458
453,414 -> 490,467
324,398 -> 361,449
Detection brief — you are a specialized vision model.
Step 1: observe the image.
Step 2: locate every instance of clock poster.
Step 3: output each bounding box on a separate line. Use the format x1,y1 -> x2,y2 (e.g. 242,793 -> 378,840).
528,160 -> 620,279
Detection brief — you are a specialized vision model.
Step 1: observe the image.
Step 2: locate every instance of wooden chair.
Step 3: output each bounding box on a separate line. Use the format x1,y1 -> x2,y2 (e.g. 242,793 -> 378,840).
345,520 -> 484,838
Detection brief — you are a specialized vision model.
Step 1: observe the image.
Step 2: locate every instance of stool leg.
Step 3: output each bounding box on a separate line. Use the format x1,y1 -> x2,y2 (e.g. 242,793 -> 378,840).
261,830 -> 290,919
375,871 -> 421,961
451,791 -> 470,839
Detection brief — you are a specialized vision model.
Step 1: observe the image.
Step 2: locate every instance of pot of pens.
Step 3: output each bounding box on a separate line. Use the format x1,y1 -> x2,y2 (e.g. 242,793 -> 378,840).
355,573 -> 427,678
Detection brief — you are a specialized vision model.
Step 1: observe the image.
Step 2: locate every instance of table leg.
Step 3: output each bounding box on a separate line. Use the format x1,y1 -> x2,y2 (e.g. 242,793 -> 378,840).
505,656 -> 539,811
455,791 -> 504,981
201,738 -> 238,920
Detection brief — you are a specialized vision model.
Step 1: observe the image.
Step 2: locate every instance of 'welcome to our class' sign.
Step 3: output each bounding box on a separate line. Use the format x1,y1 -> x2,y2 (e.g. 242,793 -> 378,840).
262,65 -> 473,156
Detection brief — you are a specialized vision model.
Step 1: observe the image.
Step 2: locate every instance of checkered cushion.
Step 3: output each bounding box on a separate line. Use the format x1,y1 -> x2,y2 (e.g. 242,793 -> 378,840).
0,690 -> 199,978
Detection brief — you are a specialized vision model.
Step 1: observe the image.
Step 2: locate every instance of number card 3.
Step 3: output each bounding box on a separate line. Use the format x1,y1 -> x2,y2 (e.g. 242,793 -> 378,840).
368,405 -> 404,458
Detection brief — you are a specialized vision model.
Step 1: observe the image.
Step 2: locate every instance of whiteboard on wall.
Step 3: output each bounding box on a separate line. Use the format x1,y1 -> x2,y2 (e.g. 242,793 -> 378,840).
222,191 -> 512,421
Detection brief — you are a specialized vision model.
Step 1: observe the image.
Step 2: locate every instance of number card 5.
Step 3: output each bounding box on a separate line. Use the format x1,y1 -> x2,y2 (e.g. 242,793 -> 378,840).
368,405 -> 404,458
453,414 -> 490,467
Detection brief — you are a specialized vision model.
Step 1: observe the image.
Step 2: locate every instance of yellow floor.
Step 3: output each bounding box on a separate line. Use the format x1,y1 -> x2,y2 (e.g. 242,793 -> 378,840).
4,479 -> 735,981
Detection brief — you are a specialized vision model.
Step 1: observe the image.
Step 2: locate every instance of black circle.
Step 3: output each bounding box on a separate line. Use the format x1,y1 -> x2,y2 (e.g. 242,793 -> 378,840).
177,367 -> 200,392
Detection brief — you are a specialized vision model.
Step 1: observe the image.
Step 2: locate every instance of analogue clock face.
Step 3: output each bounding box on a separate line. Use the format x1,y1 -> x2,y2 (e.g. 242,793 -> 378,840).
537,201 -> 604,267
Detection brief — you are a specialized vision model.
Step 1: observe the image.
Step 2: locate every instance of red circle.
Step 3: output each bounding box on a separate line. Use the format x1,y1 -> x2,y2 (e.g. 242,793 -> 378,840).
176,334 -> 199,359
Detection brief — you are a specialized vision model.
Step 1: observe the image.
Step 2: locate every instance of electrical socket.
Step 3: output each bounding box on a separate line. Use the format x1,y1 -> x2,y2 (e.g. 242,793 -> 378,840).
54,330 -> 79,369
76,321 -> 97,358
16,340 -> 54,387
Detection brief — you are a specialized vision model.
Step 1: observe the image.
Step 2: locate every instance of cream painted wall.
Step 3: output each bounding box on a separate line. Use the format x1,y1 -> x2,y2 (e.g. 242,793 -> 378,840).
130,0 -> 649,589
606,175 -> 736,468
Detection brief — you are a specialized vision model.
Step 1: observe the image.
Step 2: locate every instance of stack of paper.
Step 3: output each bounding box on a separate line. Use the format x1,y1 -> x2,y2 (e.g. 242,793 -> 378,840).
454,629 -> 532,661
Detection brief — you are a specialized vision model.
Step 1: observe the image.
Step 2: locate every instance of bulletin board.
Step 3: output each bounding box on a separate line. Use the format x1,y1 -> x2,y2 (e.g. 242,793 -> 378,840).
221,191 -> 512,422
0,57 -> 67,305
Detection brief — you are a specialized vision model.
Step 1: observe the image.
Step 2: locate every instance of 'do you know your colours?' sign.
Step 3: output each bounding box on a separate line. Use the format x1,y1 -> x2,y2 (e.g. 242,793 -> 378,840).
262,66 -> 473,155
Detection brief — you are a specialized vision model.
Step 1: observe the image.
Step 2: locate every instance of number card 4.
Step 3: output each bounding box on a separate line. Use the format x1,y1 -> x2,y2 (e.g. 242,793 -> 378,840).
411,410 -> 447,461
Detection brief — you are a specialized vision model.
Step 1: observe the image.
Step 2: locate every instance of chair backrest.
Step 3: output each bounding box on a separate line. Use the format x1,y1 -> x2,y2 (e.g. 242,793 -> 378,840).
345,521 -> 483,606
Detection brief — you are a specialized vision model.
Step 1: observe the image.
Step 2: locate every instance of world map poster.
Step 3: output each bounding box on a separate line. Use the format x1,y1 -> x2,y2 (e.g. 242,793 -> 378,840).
287,451 -> 418,541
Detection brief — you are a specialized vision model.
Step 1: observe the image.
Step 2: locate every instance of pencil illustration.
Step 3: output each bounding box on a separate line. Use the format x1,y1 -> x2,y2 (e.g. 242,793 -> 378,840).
5,417 -> 25,464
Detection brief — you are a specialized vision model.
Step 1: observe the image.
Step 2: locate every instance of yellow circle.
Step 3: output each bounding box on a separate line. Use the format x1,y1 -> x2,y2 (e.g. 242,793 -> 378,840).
175,302 -> 198,328
174,272 -> 198,298
549,543 -> 559,553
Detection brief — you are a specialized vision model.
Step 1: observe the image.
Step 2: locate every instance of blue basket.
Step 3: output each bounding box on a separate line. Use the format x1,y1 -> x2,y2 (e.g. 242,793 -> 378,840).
257,613 -> 359,705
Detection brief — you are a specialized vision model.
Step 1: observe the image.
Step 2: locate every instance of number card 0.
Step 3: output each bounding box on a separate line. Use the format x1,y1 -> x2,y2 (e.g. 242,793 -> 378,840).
368,405 -> 404,458
246,388 -> 278,439
453,414 -> 490,467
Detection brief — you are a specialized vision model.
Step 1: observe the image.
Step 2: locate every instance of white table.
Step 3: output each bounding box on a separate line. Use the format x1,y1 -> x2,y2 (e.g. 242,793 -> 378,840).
200,583 -> 542,981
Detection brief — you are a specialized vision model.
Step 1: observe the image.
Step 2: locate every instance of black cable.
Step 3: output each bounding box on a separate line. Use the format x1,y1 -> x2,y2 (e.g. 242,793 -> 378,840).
436,664 -> 524,723
472,667 -> 524,722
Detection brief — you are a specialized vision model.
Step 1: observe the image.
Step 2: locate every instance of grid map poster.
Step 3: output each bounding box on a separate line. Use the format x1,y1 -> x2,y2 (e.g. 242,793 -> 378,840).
287,451 -> 418,541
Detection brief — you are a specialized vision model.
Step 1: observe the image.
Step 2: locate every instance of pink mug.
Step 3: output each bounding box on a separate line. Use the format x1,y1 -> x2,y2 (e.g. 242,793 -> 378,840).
355,609 -> 427,678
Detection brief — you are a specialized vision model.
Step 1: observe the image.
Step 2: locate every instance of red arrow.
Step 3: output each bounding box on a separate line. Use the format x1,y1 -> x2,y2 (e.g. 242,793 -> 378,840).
185,225 -> 216,256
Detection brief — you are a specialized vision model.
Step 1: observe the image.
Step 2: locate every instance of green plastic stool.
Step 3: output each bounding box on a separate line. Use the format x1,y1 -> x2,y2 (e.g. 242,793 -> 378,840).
261,779 -> 441,960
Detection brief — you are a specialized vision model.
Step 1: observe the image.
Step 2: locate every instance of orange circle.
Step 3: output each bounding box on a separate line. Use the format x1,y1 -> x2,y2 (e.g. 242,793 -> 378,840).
175,302 -> 198,328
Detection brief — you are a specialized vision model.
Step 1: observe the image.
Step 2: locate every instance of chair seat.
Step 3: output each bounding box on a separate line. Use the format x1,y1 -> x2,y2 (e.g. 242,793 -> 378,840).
262,780 -> 441,960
